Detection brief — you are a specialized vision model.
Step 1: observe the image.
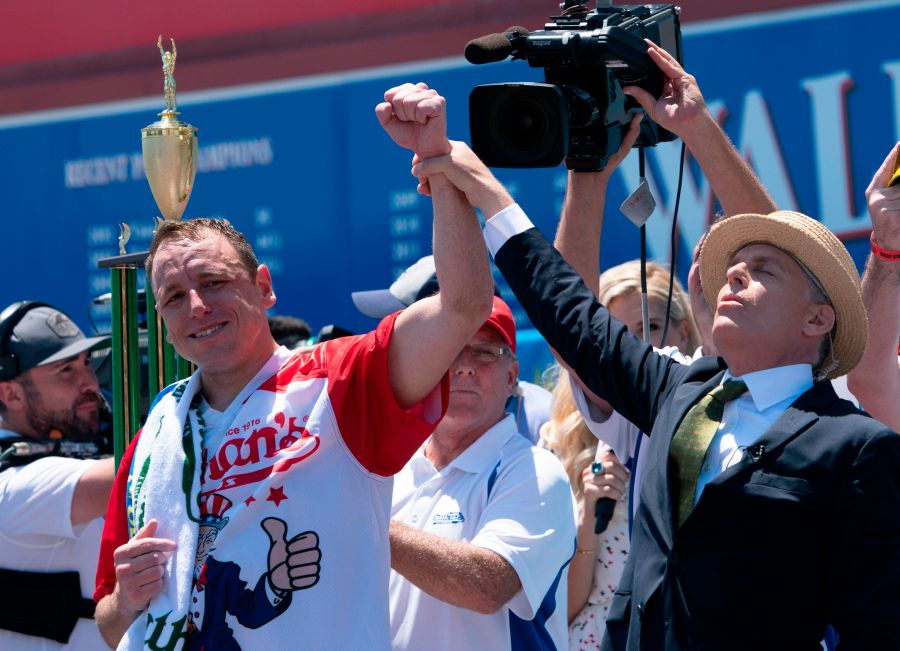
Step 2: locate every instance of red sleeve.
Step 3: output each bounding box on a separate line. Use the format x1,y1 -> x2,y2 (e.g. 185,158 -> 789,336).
323,311 -> 448,476
93,431 -> 141,603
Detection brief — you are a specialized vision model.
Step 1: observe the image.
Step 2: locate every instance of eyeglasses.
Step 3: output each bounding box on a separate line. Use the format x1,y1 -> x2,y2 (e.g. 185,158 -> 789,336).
456,344 -> 512,365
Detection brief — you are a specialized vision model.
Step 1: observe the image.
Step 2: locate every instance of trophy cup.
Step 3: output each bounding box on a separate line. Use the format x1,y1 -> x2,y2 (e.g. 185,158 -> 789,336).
141,36 -> 198,222
142,36 -> 198,395
99,36 -> 199,465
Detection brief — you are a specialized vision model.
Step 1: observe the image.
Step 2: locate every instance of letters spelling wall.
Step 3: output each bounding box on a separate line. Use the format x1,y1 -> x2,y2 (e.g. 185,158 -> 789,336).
0,2 -> 894,383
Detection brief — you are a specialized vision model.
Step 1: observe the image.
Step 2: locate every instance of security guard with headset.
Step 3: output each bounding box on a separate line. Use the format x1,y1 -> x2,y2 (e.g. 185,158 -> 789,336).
0,300 -> 113,649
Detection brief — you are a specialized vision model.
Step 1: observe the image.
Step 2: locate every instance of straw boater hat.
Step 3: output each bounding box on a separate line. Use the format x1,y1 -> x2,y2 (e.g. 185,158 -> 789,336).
698,210 -> 867,380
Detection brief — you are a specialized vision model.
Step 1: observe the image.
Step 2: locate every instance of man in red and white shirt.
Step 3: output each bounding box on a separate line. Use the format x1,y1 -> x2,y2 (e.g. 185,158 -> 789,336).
93,82 -> 495,651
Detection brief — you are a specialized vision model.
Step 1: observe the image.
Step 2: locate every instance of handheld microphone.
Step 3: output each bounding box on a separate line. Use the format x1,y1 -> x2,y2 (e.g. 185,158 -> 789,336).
592,441 -> 617,534
594,494 -> 616,534
464,26 -> 529,65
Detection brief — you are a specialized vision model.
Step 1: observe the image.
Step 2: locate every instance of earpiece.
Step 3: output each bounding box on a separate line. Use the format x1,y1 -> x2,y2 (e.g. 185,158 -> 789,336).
0,301 -> 51,381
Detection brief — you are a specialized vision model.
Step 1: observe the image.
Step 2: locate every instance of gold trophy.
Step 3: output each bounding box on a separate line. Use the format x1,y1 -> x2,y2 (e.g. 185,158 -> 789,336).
102,36 -> 199,465
142,35 -> 197,402
141,36 -> 198,222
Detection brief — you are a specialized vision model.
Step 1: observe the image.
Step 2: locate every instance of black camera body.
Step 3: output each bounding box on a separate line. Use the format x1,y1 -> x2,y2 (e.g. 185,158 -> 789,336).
467,2 -> 682,172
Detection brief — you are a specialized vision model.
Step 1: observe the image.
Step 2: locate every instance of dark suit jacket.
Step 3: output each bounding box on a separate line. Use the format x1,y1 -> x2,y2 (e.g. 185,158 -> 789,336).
188,558 -> 290,651
495,227 -> 900,651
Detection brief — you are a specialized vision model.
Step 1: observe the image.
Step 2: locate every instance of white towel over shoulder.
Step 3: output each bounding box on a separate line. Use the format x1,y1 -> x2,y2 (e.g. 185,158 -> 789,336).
119,372 -> 203,651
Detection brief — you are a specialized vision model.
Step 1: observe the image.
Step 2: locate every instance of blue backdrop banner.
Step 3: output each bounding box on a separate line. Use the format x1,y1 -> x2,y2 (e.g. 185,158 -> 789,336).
0,1 -> 896,383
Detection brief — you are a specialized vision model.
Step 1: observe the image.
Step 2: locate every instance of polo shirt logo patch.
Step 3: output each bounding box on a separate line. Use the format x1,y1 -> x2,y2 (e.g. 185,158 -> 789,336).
431,511 -> 465,525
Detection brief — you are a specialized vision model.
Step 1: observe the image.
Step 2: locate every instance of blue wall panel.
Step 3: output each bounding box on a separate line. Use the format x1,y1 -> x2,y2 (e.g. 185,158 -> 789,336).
1,1 -> 896,381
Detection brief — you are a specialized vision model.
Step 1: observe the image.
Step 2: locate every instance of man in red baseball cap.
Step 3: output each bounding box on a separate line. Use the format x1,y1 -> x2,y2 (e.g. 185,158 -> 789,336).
352,256 -> 552,444
388,296 -> 576,651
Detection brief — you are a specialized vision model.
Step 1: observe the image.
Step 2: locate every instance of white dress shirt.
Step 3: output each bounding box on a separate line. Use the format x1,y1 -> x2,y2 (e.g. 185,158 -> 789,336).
696,365 -> 812,501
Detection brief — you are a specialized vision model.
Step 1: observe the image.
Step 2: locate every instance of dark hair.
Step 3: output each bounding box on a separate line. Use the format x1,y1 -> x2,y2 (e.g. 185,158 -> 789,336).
145,218 -> 259,289
268,315 -> 312,348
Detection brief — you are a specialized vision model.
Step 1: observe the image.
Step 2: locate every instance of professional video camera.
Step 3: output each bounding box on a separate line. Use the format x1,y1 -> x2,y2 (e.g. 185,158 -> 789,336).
465,1 -> 682,171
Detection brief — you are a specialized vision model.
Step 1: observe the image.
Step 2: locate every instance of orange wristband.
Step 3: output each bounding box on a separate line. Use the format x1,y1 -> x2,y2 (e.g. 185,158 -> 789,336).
870,232 -> 900,261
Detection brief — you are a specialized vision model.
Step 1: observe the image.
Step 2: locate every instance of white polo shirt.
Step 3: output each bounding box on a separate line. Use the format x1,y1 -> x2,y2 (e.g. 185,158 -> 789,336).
389,414 -> 576,650
0,454 -> 106,650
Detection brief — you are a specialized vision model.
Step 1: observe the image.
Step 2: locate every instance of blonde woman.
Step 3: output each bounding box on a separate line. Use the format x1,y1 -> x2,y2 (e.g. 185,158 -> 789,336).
572,261 -> 702,515
542,260 -> 700,651
595,260 -> 701,354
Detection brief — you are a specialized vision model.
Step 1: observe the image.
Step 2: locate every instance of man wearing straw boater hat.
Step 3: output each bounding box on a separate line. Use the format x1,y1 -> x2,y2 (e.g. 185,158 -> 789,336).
410,126 -> 900,650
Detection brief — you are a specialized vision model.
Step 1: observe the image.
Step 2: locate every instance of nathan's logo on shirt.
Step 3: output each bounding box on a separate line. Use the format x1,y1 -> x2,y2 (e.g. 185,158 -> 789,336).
205,411 -> 319,492
431,511 -> 465,525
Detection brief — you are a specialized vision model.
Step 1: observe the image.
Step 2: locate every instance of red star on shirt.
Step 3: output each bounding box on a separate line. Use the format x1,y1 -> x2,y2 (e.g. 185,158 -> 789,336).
244,496 -> 256,507
266,486 -> 287,507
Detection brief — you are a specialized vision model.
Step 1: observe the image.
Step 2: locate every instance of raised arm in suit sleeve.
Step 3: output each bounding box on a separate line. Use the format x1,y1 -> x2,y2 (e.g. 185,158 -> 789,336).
493,214 -> 685,435
412,142 -> 688,433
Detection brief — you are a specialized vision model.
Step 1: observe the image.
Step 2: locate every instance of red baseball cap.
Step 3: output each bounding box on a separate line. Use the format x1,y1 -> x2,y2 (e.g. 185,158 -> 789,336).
482,296 -> 516,354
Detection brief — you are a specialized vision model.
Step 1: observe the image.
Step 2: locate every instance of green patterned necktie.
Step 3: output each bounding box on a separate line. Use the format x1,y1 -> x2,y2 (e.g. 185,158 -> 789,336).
669,379 -> 748,527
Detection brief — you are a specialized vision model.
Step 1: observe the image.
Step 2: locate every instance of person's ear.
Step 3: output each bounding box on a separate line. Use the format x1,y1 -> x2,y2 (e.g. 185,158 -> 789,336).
507,358 -> 519,395
0,380 -> 26,413
256,265 -> 276,309
803,303 -> 836,338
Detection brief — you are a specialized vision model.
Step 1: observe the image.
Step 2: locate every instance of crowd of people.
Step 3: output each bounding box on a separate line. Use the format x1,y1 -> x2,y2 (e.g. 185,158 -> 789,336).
1,40 -> 899,651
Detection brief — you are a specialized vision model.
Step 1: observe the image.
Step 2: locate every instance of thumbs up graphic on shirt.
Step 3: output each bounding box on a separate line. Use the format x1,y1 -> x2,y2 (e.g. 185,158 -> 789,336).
261,517 -> 321,593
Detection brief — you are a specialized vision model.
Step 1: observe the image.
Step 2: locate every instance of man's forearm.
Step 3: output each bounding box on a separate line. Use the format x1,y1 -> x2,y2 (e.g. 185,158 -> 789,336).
389,520 -> 520,615
555,171 -> 610,291
71,456 -> 114,526
386,171 -> 495,409
681,112 -> 776,217
429,173 -> 494,320
847,254 -> 900,428
95,591 -> 141,649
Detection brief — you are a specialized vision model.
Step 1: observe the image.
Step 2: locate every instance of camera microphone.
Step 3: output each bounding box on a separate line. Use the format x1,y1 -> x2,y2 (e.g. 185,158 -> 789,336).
464,26 -> 530,65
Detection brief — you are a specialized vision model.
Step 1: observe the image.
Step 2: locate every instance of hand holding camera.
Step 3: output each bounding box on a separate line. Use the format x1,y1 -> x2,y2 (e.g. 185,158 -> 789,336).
466,2 -> 683,171
622,41 -> 712,149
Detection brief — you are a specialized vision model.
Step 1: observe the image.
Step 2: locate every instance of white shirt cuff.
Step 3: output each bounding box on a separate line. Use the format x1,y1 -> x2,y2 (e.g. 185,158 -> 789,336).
568,374 -> 638,463
568,372 -> 610,425
483,203 -> 534,257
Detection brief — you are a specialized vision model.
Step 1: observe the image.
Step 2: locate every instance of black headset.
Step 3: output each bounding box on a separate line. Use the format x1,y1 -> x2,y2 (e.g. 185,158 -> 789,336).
0,301 -> 51,381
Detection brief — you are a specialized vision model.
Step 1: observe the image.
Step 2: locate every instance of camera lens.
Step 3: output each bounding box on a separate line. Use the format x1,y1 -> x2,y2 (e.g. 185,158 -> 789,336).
487,85 -> 565,164
496,96 -> 552,149
470,82 -> 568,168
